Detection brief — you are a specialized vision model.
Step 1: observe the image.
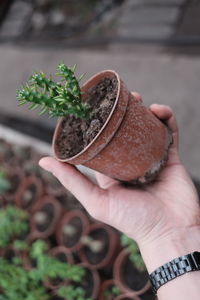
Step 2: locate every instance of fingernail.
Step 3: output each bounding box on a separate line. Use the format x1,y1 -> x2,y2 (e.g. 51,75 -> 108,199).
39,158 -> 52,173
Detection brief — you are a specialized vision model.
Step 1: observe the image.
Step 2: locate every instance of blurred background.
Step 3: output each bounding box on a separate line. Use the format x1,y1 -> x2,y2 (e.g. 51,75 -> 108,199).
0,0 -> 200,183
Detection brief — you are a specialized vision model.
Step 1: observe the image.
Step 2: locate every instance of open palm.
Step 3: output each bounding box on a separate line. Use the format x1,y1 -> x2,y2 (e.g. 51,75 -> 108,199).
39,94 -> 200,250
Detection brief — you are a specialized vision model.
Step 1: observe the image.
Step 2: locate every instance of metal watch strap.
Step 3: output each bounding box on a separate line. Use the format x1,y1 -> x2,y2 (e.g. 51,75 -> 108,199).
149,251 -> 200,293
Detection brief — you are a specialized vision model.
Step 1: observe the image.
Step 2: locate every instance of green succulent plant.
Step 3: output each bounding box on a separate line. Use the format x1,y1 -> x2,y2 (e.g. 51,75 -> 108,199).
104,285 -> 121,298
0,236 -> 92,300
0,205 -> 29,248
0,201 -> 94,300
121,234 -> 146,272
0,257 -> 50,300
30,240 -> 85,283
58,286 -> 93,300
17,64 -> 91,120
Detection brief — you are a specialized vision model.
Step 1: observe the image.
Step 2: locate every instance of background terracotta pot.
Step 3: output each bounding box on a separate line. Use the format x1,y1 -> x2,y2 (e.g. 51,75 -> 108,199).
99,279 -> 122,300
113,249 -> 151,297
79,223 -> 120,269
23,233 -> 51,270
48,246 -> 74,264
53,70 -> 172,183
44,246 -> 75,290
56,209 -> 90,252
4,167 -> 24,204
15,175 -> 44,212
30,196 -> 62,238
77,262 -> 101,299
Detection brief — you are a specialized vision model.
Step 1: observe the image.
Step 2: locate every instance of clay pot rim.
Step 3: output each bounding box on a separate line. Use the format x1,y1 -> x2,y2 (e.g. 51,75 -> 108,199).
113,249 -> 151,296
56,209 -> 90,251
15,175 -> 44,212
52,69 -> 120,162
77,262 -> 101,299
45,246 -> 74,290
99,279 -> 120,300
79,222 -> 119,269
30,195 -> 62,238
48,246 -> 74,264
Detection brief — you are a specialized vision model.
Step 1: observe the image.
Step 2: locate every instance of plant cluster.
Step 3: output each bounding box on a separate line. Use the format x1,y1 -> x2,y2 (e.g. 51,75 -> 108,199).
104,285 -> 121,298
0,205 -> 29,247
0,205 -> 93,300
120,234 -> 146,272
17,64 -> 91,120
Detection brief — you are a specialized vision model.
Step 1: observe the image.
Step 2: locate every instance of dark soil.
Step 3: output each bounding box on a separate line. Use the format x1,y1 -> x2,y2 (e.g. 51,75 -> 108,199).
36,203 -> 55,232
56,76 -> 118,159
140,289 -> 155,300
77,267 -> 94,298
54,252 -> 69,263
63,216 -> 83,247
4,248 -> 17,262
84,228 -> 109,265
122,256 -> 149,291
8,174 -> 21,194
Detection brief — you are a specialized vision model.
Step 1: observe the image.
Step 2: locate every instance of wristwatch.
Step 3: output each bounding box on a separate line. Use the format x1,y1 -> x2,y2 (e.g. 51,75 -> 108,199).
149,251 -> 200,293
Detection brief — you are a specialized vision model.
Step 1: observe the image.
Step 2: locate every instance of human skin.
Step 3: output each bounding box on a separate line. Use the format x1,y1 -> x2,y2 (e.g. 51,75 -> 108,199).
39,93 -> 200,299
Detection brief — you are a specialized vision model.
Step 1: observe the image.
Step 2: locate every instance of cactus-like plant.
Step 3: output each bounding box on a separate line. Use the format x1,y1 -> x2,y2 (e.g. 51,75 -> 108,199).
17,64 -> 91,120
120,234 -> 146,272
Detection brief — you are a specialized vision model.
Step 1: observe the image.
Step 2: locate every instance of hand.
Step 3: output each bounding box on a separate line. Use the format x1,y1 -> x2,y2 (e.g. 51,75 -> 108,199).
39,93 -> 200,267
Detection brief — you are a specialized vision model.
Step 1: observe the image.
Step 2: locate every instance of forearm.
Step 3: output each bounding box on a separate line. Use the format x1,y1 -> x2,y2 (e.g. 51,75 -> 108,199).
139,226 -> 200,300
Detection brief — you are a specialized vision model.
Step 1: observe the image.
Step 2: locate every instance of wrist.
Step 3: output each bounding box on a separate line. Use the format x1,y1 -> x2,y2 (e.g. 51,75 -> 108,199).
139,226 -> 200,273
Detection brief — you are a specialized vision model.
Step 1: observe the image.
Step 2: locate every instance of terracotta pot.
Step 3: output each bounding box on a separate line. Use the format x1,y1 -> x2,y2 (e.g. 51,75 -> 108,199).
44,246 -> 75,290
113,249 -> 151,297
53,70 -> 172,184
4,167 -> 24,204
52,263 -> 100,300
23,233 -> 51,270
15,175 -> 44,212
76,262 -> 101,299
49,246 -> 74,264
30,196 -> 62,238
99,279 -> 122,300
79,223 -> 120,269
56,209 -> 90,252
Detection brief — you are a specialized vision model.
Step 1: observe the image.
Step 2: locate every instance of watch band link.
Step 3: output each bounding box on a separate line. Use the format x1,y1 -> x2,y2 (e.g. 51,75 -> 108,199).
149,251 -> 200,293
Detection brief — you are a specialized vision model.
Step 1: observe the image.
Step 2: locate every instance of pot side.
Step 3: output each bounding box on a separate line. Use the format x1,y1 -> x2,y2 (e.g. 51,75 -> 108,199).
113,249 -> 151,296
53,70 -> 172,183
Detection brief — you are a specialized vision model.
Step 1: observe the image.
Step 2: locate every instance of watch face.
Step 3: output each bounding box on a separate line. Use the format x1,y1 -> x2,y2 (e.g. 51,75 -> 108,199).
192,252 -> 200,268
